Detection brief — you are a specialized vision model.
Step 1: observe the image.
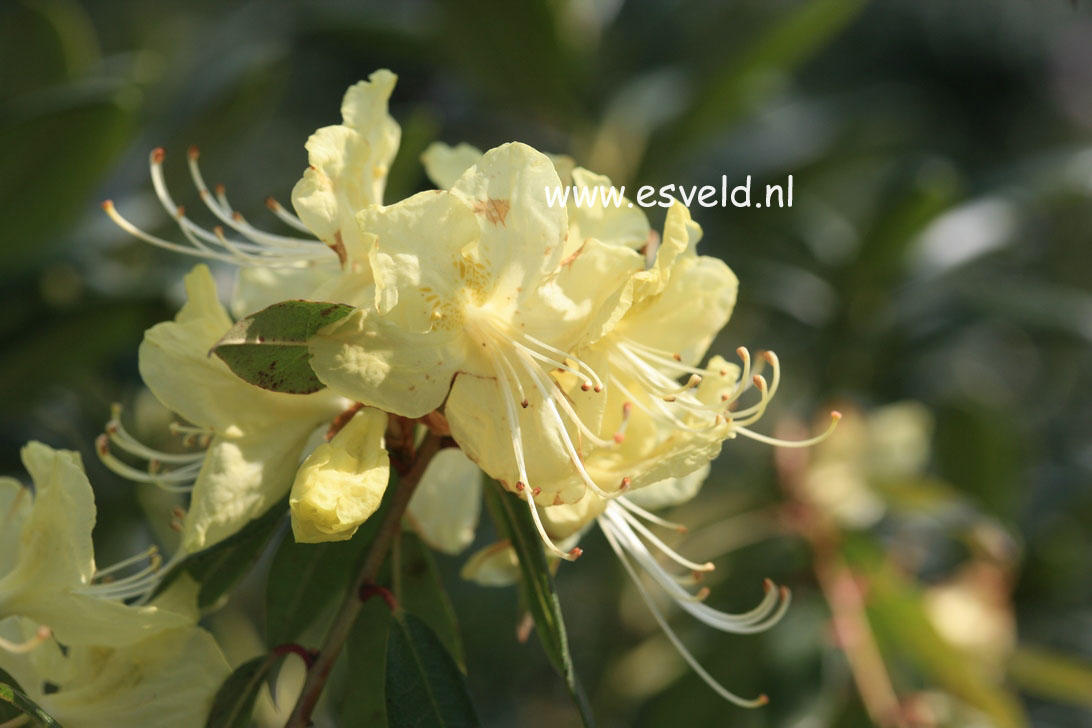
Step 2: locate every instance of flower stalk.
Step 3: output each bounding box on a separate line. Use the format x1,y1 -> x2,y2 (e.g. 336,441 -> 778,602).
285,431 -> 444,728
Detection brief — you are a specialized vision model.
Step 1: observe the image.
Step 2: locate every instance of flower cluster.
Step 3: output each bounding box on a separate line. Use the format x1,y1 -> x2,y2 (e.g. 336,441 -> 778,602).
3,69 -> 838,723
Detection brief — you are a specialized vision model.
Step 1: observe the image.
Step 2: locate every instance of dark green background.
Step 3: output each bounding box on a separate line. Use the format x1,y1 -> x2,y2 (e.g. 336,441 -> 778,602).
2,0 -> 1091,726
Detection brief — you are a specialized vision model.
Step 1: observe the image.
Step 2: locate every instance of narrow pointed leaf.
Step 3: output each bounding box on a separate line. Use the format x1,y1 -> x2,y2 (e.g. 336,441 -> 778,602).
204,655 -> 275,728
483,484 -> 595,727
398,532 -> 464,668
212,300 -> 354,394
265,529 -> 370,646
385,611 -> 478,728
0,681 -> 62,727
341,598 -> 394,727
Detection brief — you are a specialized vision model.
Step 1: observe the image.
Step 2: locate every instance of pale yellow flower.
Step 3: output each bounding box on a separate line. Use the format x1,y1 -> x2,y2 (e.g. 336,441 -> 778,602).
103,69 -> 401,274
0,590 -> 229,728
100,265 -> 345,552
0,442 -> 189,648
289,407 -> 390,543
309,142 -> 644,557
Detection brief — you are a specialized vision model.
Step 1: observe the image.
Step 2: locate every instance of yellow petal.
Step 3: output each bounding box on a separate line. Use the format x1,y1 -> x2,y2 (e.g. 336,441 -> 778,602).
290,408 -> 390,543
406,448 -> 482,555
292,70 -> 400,263
421,141 -> 482,190
460,541 -> 520,587
230,263 -> 340,319
566,167 -> 650,255
451,142 -> 568,290
360,189 -> 481,326
140,265 -> 342,435
310,307 -> 465,419
0,478 -> 30,580
445,374 -> 586,506
39,625 -> 230,728
182,423 -> 324,552
624,464 -> 710,511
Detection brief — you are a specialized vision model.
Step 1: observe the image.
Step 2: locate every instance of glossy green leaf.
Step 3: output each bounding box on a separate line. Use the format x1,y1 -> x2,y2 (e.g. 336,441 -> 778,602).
483,484 -> 595,727
265,527 -> 371,647
212,300 -> 354,394
396,532 -> 464,669
385,611 -> 479,728
204,655 -> 275,728
341,597 -> 394,727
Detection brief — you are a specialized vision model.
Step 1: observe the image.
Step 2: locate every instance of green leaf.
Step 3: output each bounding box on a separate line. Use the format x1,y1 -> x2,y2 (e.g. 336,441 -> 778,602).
156,498 -> 288,609
1008,646 -> 1092,710
483,484 -> 595,727
385,611 -> 479,728
211,300 -> 354,394
265,528 -> 371,647
341,597 -> 394,727
396,532 -> 464,669
0,681 -> 62,727
204,655 -> 275,728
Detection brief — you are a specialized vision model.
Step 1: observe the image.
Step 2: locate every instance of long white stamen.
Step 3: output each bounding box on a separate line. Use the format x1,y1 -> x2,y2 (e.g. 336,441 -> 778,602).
105,147 -> 335,268
265,196 -> 312,232
613,507 -> 715,573
92,545 -> 159,579
599,519 -> 770,708
518,331 -> 604,392
187,150 -> 319,248
515,352 -> 619,499
0,625 -> 51,655
606,509 -> 791,632
617,496 -> 688,532
736,411 -> 842,448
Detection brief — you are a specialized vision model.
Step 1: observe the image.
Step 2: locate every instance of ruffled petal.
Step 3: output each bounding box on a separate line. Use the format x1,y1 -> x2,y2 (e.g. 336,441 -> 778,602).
40,626 -> 230,728
421,142 -> 482,190
566,167 -> 650,255
451,143 -> 568,297
359,189 -> 481,327
289,408 -> 390,543
291,70 -> 400,263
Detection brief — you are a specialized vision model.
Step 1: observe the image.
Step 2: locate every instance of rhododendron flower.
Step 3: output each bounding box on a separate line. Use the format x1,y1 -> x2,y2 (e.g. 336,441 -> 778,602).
0,443 -> 188,648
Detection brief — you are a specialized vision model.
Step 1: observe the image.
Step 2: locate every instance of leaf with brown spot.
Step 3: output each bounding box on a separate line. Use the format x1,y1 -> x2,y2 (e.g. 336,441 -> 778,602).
212,300 -> 354,394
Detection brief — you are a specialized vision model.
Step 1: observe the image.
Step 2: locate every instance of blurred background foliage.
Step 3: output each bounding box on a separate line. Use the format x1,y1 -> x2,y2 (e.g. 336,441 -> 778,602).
2,0 -> 1092,725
